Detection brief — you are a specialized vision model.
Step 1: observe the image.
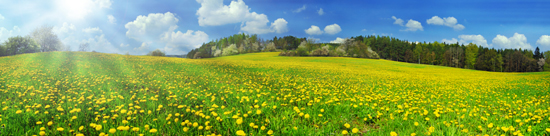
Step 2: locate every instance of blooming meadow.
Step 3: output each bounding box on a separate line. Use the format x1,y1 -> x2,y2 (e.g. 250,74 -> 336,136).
0,52 -> 549,136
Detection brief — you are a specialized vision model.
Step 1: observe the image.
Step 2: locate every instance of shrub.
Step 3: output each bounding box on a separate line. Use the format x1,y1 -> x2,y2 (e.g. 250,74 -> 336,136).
264,42 -> 276,52
310,45 -> 329,56
222,44 -> 239,56
147,49 -> 165,56
213,49 -> 222,57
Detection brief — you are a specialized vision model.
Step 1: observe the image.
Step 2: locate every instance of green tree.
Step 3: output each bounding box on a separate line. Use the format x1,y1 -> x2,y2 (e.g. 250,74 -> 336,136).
413,43 -> 423,64
465,43 -> 479,69
533,47 -> 541,59
2,36 -> 40,56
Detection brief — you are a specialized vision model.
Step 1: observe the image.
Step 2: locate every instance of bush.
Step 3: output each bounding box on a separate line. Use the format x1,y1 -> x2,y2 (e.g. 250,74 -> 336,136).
1,36 -> 40,56
310,45 -> 329,56
147,49 -> 165,56
296,47 -> 308,56
213,49 -> 222,57
222,44 -> 239,56
264,42 -> 276,52
278,51 -> 296,56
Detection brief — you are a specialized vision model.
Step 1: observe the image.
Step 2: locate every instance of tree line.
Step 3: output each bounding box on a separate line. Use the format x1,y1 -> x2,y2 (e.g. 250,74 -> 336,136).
0,25 -> 94,57
187,34 -> 549,72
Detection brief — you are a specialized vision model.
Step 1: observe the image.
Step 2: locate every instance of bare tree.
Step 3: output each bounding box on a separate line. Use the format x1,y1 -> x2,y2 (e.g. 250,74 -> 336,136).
79,43 -> 90,52
31,25 -> 64,52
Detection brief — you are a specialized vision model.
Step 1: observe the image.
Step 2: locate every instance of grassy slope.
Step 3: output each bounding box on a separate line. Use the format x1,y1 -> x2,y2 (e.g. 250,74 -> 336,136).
0,52 -> 549,136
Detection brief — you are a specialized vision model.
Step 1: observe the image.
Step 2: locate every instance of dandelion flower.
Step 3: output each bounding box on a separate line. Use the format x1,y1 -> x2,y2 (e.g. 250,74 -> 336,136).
267,130 -> 274,135
390,131 -> 398,136
57,127 -> 64,132
236,130 -> 246,136
149,128 -> 158,133
352,128 -> 359,133
109,128 -> 116,133
254,110 -> 261,115
342,130 -> 348,135
344,123 -> 350,128
236,118 -> 243,124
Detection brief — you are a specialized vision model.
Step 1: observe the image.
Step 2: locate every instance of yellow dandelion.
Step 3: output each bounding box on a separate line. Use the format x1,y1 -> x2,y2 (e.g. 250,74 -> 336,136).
236,130 -> 246,136
149,128 -> 158,133
352,128 -> 359,133
342,130 -> 348,135
236,118 -> 243,124
109,128 -> 116,133
256,110 -> 262,114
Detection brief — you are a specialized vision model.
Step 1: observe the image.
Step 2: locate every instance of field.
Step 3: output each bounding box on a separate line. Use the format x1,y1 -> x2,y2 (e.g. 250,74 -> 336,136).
0,51 -> 549,136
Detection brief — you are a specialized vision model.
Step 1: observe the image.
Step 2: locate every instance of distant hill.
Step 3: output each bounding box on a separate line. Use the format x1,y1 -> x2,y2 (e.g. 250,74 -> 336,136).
165,55 -> 186,58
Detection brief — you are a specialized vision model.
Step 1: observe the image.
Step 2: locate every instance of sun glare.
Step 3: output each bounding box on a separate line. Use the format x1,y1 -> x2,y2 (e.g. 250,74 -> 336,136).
56,0 -> 93,20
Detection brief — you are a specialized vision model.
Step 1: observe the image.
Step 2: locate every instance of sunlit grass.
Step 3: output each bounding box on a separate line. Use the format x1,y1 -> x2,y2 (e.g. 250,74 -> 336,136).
0,51 -> 549,135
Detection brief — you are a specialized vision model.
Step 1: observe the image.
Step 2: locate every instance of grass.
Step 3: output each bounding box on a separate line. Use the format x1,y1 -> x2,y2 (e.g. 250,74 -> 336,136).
0,51 -> 549,136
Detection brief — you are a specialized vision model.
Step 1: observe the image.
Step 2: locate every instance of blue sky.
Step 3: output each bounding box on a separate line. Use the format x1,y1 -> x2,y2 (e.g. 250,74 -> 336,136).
1,0 -> 549,55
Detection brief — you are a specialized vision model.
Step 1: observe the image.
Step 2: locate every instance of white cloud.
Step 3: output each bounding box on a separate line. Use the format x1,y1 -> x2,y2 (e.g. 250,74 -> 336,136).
160,30 -> 209,53
125,12 -> 179,41
491,33 -> 532,50
0,26 -> 22,42
125,12 -> 210,54
0,14 -> 4,20
536,35 -> 550,47
391,16 -> 404,26
317,8 -> 324,15
270,18 -> 288,34
442,35 -> 489,47
458,35 -> 488,47
426,16 -> 465,30
305,25 -> 323,35
196,0 -> 287,34
324,24 -> 341,35
108,15 -> 116,24
82,27 -> 103,34
120,43 -> 129,47
307,37 -> 320,42
442,38 -> 458,44
134,42 -> 149,51
330,37 -> 346,43
81,34 -> 116,52
404,19 -> 423,31
293,5 -> 306,13
53,22 -> 76,35
94,0 -> 112,9
196,0 -> 251,26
